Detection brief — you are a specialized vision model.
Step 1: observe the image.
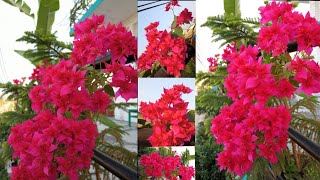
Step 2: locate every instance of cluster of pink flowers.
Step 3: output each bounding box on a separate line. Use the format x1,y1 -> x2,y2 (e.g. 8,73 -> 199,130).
105,61 -> 138,101
287,57 -> 320,95
207,54 -> 219,73
258,1 -> 320,56
212,45 -> 293,176
165,0 -> 180,11
138,0 -> 193,77
211,1 -> 320,176
177,8 -> 193,27
12,77 -> 26,85
73,15 -> 137,65
140,84 -> 194,146
72,15 -> 138,101
140,152 -> 195,180
9,111 -> 98,179
9,15 -> 137,179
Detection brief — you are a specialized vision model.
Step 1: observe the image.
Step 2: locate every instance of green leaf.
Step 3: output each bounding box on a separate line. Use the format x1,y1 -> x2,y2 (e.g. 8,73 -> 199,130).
2,0 -> 34,18
141,69 -> 151,77
171,15 -> 178,29
187,110 -> 195,122
224,0 -> 241,18
98,115 -> 118,128
36,0 -> 60,34
104,85 -> 115,97
170,15 -> 184,37
172,26 -> 184,37
14,49 -> 37,63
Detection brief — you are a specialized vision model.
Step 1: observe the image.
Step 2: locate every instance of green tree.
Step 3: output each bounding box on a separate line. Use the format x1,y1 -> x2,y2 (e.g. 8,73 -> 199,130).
196,120 -> 226,180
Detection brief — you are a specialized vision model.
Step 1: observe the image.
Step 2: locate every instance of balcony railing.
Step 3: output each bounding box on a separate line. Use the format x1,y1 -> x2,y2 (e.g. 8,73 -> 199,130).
288,126 -> 320,162
92,148 -> 138,180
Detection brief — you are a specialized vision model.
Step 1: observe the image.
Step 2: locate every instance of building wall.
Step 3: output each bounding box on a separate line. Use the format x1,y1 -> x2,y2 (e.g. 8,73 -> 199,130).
123,13 -> 138,37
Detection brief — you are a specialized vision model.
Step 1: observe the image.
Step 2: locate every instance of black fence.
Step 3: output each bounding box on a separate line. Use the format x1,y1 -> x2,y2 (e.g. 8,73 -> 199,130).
92,148 -> 138,180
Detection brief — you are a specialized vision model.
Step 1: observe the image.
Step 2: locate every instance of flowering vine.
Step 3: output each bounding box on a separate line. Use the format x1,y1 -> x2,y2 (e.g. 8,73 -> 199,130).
140,151 -> 195,180
138,0 -> 194,77
210,1 -> 320,177
8,15 -> 137,179
140,84 -> 195,146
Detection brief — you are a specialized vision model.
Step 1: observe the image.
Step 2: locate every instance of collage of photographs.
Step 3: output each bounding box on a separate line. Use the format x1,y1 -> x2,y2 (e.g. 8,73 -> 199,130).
0,0 -> 320,179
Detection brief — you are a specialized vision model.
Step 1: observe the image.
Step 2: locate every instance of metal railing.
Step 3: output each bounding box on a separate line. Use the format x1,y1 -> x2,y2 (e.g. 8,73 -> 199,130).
285,41 -> 320,161
288,126 -> 320,162
92,148 -> 138,180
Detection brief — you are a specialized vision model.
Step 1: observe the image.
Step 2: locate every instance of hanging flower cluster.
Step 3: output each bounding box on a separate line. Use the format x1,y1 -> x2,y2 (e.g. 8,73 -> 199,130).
140,84 -> 194,146
211,2 -> 320,177
73,15 -> 137,66
138,0 -> 193,77
8,15 -> 137,180
140,152 -> 195,180
258,1 -> 320,56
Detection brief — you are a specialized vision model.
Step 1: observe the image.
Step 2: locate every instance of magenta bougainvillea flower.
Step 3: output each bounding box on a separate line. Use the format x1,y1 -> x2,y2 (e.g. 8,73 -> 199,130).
9,15 -> 137,180
140,151 -> 194,180
138,26 -> 188,77
9,111 -> 98,179
140,84 -> 194,146
105,62 -> 138,101
176,8 -> 193,27
211,1 -> 320,177
165,0 -> 180,11
258,1 -> 320,56
207,54 -> 219,73
287,57 -> 320,95
139,0 -> 193,77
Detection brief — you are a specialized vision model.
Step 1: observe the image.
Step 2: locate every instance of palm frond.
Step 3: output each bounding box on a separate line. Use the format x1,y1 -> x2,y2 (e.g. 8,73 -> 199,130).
96,142 -> 137,170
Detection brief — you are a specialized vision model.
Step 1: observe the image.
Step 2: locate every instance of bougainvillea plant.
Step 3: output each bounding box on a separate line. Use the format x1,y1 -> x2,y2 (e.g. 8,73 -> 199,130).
8,15 -> 137,179
138,0 -> 195,77
140,151 -> 195,180
210,1 -> 320,177
139,84 -> 195,146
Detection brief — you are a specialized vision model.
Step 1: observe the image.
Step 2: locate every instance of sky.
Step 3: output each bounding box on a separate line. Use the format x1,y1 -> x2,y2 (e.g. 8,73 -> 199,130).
196,0 -> 311,72
138,78 -> 195,110
0,0 -> 74,83
138,1 -> 196,56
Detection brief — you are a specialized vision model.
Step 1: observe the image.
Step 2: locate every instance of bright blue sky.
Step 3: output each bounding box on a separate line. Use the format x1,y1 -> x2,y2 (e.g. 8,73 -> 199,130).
138,1 -> 195,56
138,78 -> 195,110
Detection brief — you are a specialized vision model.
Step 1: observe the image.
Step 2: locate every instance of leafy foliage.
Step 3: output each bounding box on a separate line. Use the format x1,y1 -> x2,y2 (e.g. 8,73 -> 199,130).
15,31 -> 72,65
69,0 -> 94,28
196,68 -> 232,117
2,0 -> 34,18
36,0 -> 59,35
196,89 -> 232,117
195,120 -> 226,180
0,82 -> 33,112
0,142 -> 12,180
224,0 -> 241,18
201,15 -> 259,48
